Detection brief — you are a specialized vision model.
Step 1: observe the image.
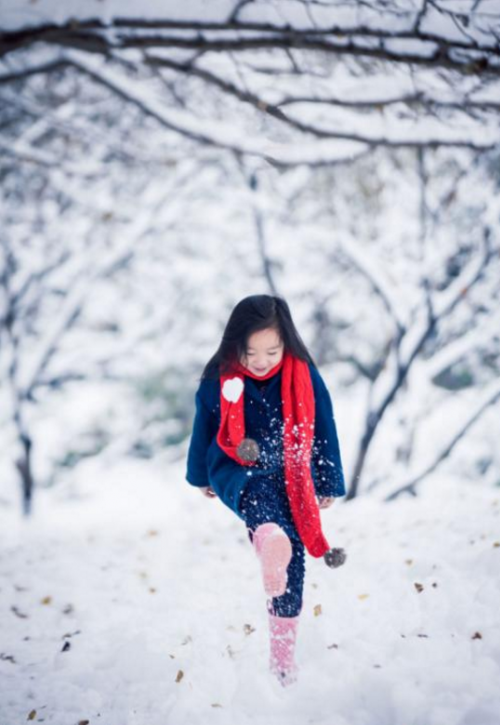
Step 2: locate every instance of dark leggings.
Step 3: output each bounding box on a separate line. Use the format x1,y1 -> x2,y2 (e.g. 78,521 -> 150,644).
238,472 -> 306,617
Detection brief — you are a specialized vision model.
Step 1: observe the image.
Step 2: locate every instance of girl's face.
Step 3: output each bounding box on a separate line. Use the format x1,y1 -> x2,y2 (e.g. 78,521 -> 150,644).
240,327 -> 285,376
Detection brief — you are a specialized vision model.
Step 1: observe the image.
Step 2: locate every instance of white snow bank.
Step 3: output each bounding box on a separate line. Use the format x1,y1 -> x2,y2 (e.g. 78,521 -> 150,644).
1,458 -> 499,725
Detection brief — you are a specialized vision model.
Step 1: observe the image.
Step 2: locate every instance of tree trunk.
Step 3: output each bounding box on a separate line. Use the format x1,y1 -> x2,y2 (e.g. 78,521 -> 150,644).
16,434 -> 34,516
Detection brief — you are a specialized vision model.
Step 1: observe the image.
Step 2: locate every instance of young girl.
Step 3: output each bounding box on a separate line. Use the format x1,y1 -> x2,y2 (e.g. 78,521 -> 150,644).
186,294 -> 347,686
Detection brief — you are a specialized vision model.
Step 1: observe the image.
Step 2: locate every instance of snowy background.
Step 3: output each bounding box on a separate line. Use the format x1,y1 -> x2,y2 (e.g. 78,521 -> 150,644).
1,1 -> 500,723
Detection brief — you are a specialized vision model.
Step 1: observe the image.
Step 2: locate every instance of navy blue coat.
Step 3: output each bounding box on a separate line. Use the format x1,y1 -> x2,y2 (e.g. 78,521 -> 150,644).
185,363 -> 346,520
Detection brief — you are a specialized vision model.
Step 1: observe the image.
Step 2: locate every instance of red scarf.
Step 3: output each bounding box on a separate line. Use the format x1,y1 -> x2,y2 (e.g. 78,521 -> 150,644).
216,351 -> 330,558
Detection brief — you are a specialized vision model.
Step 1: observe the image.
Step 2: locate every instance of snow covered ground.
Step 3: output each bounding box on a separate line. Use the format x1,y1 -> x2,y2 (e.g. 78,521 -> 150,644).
1,458 -> 499,725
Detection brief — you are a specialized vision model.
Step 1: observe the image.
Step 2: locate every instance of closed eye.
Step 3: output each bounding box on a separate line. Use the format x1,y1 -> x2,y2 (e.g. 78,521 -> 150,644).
246,350 -> 280,355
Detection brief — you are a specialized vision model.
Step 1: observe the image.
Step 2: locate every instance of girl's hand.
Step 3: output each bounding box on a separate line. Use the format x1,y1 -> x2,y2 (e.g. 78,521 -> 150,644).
200,486 -> 217,499
318,496 -> 335,509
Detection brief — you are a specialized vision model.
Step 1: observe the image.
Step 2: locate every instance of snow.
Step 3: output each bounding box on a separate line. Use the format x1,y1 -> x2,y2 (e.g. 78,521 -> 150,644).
1,4 -> 500,719
49,50 -> 368,167
326,233 -> 409,331
2,0 -> 492,46
420,307 -> 500,383
1,458 -> 499,724
0,1 -> 237,32
284,102 -> 500,148
2,3 -> 498,156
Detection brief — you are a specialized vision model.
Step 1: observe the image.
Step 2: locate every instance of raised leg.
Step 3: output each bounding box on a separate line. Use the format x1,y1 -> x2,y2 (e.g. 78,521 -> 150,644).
252,522 -> 293,598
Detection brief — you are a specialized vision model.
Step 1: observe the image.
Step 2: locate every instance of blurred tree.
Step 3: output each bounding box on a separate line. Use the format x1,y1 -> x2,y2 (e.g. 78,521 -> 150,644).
1,1 -> 499,161
1,1 -> 499,510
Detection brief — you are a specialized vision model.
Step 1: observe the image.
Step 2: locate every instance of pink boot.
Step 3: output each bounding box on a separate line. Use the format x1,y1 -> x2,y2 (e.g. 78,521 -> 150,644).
269,613 -> 300,686
252,523 -> 293,598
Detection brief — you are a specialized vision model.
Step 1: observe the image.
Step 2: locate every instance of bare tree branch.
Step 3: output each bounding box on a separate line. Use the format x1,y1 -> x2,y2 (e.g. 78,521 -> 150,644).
384,377 -> 500,500
433,227 -> 495,319
345,226 -> 496,500
276,91 -> 500,113
332,235 -> 408,333
46,51 -> 371,167
143,53 -> 500,150
2,15 -> 499,74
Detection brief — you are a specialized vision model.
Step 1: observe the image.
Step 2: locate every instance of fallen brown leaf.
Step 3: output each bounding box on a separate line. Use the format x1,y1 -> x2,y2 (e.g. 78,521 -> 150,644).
175,670 -> 184,683
41,596 -> 52,605
62,630 -> 81,639
27,711 -> 36,721
313,604 -> 322,616
414,583 -> 424,593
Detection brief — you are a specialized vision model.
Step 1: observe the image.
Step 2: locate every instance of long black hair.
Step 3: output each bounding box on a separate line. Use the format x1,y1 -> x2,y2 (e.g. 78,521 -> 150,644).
201,295 -> 316,380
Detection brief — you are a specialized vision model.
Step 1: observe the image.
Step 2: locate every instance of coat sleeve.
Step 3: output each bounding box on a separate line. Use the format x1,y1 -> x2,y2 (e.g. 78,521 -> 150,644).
186,383 -> 219,489
309,364 -> 346,498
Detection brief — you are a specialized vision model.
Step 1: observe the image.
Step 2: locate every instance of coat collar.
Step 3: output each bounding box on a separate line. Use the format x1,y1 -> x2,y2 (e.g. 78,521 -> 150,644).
244,370 -> 282,403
